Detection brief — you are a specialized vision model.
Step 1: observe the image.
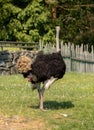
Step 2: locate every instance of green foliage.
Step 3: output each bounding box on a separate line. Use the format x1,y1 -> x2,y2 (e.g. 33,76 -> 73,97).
0,0 -> 94,45
14,0 -> 55,42
0,2 -> 21,40
61,1 -> 94,45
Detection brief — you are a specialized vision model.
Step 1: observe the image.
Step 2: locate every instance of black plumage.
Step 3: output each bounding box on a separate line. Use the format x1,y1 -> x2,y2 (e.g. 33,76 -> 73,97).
31,52 -> 66,82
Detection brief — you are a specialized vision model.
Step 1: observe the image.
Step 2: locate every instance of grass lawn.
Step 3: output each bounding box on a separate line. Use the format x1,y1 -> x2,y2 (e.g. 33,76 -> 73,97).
0,72 -> 94,130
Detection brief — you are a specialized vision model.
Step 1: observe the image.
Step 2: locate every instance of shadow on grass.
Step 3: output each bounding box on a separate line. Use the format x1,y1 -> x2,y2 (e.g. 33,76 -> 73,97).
44,101 -> 74,109
30,101 -> 74,110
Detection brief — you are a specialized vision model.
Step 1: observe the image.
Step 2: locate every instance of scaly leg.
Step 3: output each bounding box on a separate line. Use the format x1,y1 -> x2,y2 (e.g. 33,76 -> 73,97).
38,87 -> 45,110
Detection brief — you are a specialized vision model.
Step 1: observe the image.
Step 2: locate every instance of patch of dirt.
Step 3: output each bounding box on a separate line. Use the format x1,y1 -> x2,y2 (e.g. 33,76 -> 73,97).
0,115 -> 48,130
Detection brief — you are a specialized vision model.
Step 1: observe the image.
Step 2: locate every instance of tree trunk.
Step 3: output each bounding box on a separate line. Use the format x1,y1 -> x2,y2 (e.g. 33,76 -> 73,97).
52,6 -> 57,19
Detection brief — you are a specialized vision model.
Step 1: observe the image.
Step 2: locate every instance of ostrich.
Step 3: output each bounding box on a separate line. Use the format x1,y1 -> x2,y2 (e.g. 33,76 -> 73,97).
16,51 -> 66,110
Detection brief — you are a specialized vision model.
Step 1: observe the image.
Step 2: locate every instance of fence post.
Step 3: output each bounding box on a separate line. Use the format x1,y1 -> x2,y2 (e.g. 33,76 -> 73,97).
39,40 -> 43,51
69,42 -> 72,71
1,42 -> 4,51
56,26 -> 60,52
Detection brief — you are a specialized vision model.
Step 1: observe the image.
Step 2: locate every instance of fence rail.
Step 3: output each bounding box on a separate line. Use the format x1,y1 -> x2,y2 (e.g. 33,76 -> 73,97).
0,41 -> 39,51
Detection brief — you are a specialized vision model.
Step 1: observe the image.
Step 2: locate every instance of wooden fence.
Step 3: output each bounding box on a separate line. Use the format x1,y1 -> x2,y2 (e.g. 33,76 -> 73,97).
0,41 -> 94,73
61,43 -> 94,73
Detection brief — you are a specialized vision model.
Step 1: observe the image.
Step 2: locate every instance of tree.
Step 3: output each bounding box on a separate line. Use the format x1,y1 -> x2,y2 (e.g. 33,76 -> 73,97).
0,0 -> 94,46
16,0 -> 54,42
55,0 -> 94,46
0,0 -> 21,40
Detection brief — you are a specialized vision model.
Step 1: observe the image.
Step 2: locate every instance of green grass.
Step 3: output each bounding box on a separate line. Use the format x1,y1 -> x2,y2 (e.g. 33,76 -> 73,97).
0,47 -> 20,51
0,73 -> 94,130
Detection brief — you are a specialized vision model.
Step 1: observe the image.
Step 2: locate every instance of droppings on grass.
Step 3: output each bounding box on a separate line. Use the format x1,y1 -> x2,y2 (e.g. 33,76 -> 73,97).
61,113 -> 68,117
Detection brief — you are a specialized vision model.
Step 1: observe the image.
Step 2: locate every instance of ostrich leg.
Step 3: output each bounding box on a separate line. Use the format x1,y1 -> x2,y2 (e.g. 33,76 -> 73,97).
38,77 -> 57,110
38,87 -> 45,110
44,77 -> 57,89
